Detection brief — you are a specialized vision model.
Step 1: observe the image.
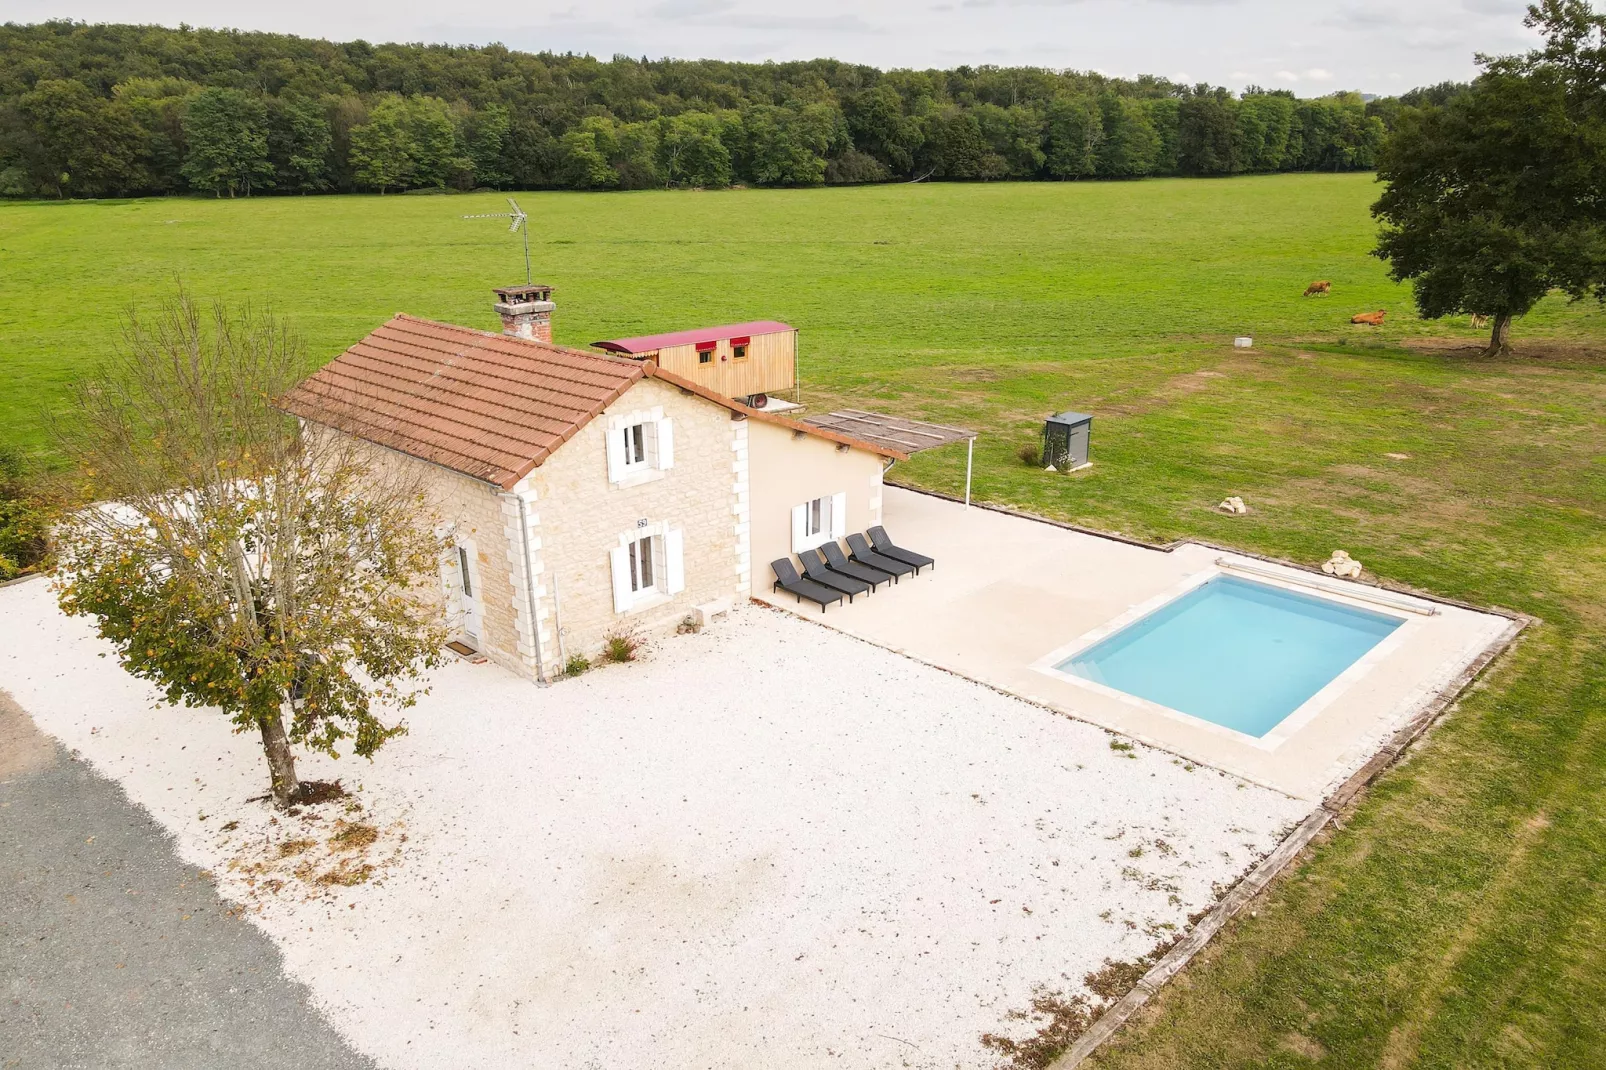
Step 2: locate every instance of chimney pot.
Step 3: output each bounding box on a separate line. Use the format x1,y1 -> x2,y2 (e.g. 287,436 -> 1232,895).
492,284 -> 555,343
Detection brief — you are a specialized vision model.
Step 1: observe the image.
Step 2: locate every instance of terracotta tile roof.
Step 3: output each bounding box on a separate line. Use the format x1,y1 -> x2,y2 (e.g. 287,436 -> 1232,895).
278,314 -> 644,490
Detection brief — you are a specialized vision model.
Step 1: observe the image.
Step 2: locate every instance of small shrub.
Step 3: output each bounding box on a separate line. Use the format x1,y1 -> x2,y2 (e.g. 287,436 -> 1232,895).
825,148 -> 891,185
0,449 -> 52,581
564,653 -> 591,676
1109,738 -> 1135,754
602,629 -> 639,663
1016,442 -> 1043,467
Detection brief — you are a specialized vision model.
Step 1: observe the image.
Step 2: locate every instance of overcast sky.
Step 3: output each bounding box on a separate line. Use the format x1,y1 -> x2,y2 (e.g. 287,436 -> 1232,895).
9,0 -> 1544,95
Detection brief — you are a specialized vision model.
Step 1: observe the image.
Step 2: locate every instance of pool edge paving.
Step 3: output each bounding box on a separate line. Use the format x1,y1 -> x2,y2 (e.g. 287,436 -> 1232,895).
759,486 -> 1521,801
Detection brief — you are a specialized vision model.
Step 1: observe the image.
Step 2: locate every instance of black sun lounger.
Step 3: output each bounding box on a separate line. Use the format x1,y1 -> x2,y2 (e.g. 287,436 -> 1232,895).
797,549 -> 872,600
815,542 -> 893,590
845,533 -> 916,579
868,525 -> 935,573
772,558 -> 845,612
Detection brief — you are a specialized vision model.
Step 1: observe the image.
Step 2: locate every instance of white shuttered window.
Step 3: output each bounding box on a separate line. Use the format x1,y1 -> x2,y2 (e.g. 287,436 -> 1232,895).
606,414 -> 675,485
609,523 -> 686,612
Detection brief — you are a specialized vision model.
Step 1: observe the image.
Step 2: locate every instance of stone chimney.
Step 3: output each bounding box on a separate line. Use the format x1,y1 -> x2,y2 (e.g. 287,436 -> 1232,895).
492,284 -> 555,343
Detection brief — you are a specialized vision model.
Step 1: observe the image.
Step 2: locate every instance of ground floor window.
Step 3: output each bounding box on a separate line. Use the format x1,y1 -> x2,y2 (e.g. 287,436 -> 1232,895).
628,534 -> 655,594
611,523 -> 686,613
791,492 -> 847,553
805,496 -> 829,540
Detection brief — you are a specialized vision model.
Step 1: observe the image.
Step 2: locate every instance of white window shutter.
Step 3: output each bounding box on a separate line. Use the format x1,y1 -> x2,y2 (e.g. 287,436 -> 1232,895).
790,503 -> 807,553
665,527 -> 685,594
830,491 -> 847,540
609,545 -> 632,613
606,427 -> 625,483
656,417 -> 675,470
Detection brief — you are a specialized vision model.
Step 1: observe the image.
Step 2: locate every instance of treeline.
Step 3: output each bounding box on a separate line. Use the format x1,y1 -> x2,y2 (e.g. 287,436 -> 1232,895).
0,21 -> 1447,199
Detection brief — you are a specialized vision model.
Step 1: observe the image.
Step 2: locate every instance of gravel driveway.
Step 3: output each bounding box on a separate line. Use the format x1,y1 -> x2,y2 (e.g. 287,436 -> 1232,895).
0,576 -> 1309,1069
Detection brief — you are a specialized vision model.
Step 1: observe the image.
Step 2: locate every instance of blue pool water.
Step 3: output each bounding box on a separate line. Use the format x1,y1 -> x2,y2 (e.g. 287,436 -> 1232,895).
1058,575 -> 1403,738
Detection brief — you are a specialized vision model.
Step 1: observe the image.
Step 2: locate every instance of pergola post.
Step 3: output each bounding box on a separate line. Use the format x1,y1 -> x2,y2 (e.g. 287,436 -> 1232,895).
965,436 -> 974,509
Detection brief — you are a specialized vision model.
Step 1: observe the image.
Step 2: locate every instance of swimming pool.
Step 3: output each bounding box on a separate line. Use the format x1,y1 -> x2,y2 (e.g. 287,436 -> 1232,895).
1057,575 -> 1405,738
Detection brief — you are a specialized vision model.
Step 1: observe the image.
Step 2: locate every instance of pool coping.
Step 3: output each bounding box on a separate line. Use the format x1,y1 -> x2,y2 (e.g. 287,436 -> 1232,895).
882,484 -> 1535,1069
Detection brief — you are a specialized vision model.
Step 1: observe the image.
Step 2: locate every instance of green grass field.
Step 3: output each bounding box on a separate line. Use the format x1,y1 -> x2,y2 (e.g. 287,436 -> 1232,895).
4,176 -> 1605,1067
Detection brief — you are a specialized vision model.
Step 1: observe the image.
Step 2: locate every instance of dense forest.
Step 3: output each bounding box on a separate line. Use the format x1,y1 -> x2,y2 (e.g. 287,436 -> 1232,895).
0,21 -> 1465,199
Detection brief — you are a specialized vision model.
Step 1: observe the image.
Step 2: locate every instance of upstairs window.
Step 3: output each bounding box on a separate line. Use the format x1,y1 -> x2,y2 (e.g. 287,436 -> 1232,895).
606,411 -> 675,485
619,423 -> 649,474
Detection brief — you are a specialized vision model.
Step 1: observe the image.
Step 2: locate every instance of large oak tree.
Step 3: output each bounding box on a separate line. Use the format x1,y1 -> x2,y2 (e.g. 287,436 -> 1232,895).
1374,1 -> 1606,355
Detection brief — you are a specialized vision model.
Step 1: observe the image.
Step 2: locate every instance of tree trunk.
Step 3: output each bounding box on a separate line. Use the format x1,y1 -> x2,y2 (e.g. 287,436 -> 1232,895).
258,705 -> 300,807
1485,312 -> 1513,357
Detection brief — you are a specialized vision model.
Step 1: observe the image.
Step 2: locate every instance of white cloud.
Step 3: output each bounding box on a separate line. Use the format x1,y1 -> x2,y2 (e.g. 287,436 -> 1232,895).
2,0 -> 1549,94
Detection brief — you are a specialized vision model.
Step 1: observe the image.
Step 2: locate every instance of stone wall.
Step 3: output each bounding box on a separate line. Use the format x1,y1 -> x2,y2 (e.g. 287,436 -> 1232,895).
333,435 -> 530,678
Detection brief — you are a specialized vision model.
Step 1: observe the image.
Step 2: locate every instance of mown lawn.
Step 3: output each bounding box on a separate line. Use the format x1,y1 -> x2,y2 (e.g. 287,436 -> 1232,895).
3,175 -> 1604,1067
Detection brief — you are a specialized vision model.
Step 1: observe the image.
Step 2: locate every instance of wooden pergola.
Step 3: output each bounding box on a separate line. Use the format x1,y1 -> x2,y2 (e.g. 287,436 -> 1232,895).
800,408 -> 979,507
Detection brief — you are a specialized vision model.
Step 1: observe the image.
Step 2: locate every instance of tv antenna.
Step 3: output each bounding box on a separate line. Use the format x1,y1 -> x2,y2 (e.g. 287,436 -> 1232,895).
463,197 -> 531,284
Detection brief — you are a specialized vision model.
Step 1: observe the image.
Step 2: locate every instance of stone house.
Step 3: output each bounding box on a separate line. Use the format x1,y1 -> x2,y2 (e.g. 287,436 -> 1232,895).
278,290 -> 900,682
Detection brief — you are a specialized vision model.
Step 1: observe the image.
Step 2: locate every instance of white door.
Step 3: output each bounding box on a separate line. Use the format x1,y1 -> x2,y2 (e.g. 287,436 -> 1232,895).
455,544 -> 484,647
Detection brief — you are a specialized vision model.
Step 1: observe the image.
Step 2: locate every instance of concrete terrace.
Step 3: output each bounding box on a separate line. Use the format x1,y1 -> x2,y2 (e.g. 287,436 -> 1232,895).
758,486 -> 1513,801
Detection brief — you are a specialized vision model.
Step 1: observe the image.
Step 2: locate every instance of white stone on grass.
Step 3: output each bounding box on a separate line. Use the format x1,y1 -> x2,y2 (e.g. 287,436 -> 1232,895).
1321,550 -> 1363,579
0,577 -> 1308,1070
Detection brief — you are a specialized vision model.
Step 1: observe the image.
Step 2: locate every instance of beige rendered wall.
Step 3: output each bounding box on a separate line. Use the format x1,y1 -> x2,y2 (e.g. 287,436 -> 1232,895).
526,376 -> 746,669
746,418 -> 886,585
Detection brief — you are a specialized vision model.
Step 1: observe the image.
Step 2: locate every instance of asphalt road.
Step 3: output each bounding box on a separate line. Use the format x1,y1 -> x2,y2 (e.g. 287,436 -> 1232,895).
0,691 -> 376,1070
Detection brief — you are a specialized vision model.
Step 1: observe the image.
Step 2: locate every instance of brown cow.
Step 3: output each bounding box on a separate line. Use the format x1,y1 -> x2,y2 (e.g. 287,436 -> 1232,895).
1304,280 -> 1332,297
1351,310 -> 1387,326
